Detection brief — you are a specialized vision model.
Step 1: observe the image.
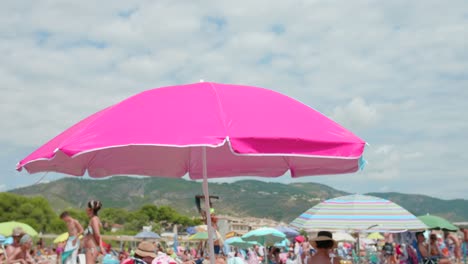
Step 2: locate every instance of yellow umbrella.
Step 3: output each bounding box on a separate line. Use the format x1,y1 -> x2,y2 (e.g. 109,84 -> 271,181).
0,221 -> 38,237
53,232 -> 69,243
367,232 -> 384,240
53,233 -> 83,243
225,231 -> 238,239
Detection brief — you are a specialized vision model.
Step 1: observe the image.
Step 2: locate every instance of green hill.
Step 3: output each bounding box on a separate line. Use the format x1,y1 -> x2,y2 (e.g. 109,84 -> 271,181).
9,177 -> 468,222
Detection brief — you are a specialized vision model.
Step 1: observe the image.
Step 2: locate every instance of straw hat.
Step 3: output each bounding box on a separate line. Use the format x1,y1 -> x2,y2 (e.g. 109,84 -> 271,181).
309,231 -> 337,248
12,227 -> 25,237
135,241 -> 157,258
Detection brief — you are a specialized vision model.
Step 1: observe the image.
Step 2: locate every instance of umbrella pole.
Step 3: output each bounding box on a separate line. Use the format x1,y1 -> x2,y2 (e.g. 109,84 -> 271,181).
356,232 -> 360,264
202,146 -> 216,264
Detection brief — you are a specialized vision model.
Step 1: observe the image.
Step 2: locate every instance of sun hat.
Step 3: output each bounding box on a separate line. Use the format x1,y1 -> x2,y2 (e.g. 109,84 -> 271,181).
135,241 -> 157,258
19,234 -> 32,245
309,231 -> 337,248
12,227 -> 25,237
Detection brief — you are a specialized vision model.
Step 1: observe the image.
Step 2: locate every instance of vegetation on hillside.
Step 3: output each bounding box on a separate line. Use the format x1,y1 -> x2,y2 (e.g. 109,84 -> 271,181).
10,177 -> 468,222
0,192 -> 201,235
0,193 -> 65,234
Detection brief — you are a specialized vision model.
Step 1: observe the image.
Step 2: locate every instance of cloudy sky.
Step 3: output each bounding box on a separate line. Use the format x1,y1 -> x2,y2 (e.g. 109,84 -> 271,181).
1,1 -> 467,199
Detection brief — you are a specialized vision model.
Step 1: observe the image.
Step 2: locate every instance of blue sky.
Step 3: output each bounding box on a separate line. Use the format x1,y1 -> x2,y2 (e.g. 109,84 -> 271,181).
1,1 -> 467,199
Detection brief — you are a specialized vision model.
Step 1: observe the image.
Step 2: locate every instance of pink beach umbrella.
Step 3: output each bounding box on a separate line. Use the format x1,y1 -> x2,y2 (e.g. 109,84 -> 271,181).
17,82 -> 366,264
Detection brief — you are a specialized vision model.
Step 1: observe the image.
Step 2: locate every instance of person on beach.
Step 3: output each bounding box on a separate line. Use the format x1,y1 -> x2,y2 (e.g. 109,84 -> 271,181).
444,231 -> 461,263
134,241 -> 157,264
416,232 -> 452,264
307,231 -> 341,264
56,241 -> 66,264
267,247 -> 281,264
0,247 -> 4,264
462,228 -> 468,263
60,211 -> 84,264
5,227 -> 25,256
7,234 -> 35,264
82,200 -> 105,264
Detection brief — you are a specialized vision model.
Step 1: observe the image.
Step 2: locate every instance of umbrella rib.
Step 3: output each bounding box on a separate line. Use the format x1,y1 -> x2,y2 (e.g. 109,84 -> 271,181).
207,82 -> 229,136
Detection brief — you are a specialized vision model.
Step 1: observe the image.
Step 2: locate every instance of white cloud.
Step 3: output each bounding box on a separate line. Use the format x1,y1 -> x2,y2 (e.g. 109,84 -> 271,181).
1,0 -> 468,199
331,97 -> 380,129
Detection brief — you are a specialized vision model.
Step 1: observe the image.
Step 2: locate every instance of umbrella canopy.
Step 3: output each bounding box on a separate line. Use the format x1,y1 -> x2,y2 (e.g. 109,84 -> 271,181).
54,232 -> 69,243
274,238 -> 291,248
189,230 -> 223,241
275,226 -> 299,238
186,227 -> 197,235
189,232 -> 209,241
225,237 -> 259,249
135,231 -> 161,240
290,194 -> 427,232
0,221 -> 38,237
332,232 -> 356,242
2,237 -> 13,245
17,82 -> 365,178
224,231 -> 238,239
242,227 -> 286,246
367,232 -> 384,240
418,214 -> 458,232
360,238 -> 376,245
16,82 -> 366,264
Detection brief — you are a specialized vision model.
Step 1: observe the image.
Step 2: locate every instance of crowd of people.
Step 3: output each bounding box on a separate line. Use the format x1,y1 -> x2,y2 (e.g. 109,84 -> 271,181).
1,198 -> 467,264
0,200 -> 104,264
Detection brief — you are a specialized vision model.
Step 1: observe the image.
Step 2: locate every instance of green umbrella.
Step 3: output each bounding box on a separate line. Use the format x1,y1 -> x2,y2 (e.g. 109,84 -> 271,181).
189,232 -> 209,241
242,228 -> 286,264
225,237 -> 259,249
242,227 -> 286,246
188,230 -> 222,241
0,221 -> 39,237
417,214 -> 458,232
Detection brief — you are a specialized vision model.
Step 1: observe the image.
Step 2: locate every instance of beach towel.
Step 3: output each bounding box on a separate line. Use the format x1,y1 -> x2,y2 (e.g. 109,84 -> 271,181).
63,236 -> 80,264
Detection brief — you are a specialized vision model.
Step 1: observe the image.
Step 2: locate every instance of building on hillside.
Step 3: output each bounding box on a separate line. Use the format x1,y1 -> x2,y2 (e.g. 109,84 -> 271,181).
111,224 -> 124,233
217,215 -> 252,238
245,217 -> 282,230
217,215 -> 283,238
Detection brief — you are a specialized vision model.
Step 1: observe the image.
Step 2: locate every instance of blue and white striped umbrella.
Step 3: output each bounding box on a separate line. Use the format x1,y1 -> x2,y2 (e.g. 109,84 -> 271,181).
290,194 -> 427,232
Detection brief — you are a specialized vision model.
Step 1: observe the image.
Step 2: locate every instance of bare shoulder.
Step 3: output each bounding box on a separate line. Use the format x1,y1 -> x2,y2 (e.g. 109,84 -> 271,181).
91,216 -> 100,224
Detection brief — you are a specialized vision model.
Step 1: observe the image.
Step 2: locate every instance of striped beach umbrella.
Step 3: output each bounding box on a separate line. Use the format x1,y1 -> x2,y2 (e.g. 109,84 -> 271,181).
290,194 -> 427,232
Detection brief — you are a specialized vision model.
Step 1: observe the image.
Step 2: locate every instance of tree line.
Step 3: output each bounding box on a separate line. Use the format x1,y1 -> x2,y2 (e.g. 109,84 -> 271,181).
0,193 -> 202,235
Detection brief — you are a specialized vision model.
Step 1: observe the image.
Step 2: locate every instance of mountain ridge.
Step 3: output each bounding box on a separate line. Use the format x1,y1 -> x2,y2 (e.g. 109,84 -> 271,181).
9,177 -> 468,222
